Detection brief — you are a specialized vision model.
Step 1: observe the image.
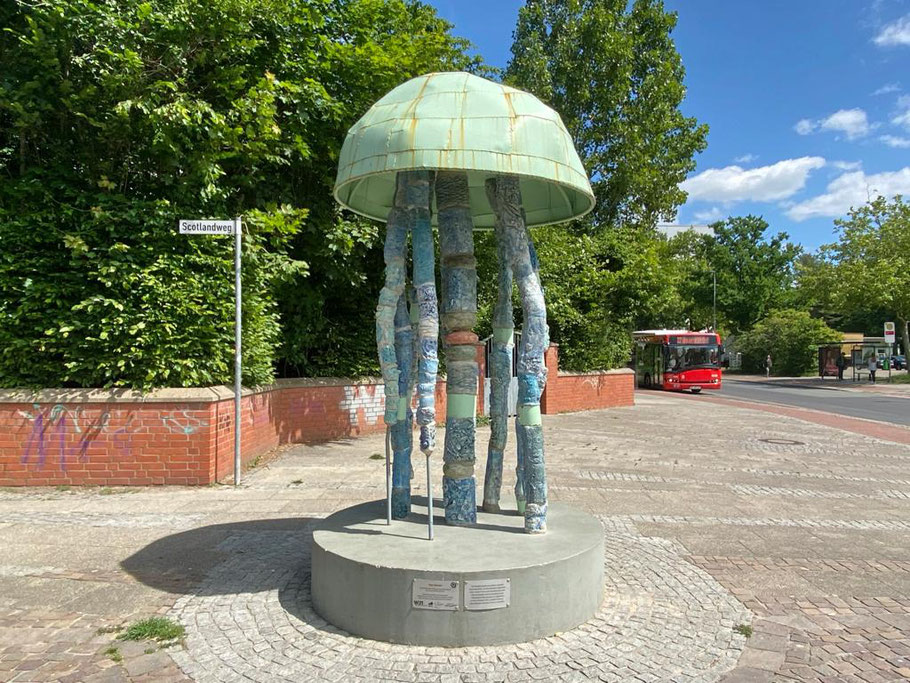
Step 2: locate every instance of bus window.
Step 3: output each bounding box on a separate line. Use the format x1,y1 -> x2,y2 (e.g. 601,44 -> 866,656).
665,345 -> 719,371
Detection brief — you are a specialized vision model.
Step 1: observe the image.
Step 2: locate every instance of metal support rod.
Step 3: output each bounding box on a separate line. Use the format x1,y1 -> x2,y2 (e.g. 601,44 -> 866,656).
385,426 -> 392,525
426,453 -> 434,541
233,216 -> 242,486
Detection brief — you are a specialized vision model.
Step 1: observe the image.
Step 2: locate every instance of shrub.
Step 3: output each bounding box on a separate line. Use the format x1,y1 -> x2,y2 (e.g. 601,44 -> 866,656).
738,309 -> 841,376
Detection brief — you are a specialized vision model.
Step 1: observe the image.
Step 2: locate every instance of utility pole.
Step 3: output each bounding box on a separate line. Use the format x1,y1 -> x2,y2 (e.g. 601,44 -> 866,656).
712,270 -> 717,332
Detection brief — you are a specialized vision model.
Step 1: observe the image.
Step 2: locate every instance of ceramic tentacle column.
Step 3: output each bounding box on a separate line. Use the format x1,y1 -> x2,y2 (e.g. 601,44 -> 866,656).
380,171 -> 431,519
437,171 -> 479,525
391,293 -> 414,517
410,173 -> 438,460
482,215 -> 514,513
486,175 -> 549,534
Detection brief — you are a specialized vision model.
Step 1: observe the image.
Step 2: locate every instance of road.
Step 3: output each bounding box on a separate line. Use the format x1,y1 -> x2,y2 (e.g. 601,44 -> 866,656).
712,378 -> 910,426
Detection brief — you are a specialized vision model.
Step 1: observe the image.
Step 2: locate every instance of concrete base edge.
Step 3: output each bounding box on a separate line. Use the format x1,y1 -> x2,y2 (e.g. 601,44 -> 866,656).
310,499 -> 605,646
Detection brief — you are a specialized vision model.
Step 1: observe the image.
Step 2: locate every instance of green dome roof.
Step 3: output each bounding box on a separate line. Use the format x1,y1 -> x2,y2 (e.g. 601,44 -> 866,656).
334,72 -> 594,227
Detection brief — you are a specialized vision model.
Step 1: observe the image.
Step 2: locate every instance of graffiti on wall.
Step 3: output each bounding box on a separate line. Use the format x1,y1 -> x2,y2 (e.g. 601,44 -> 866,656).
339,385 -> 385,427
163,410 -> 208,435
18,404 -> 130,470
18,404 -> 204,470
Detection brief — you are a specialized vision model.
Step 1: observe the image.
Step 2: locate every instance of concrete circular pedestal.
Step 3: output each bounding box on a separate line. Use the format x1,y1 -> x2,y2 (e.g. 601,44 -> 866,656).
310,499 -> 604,646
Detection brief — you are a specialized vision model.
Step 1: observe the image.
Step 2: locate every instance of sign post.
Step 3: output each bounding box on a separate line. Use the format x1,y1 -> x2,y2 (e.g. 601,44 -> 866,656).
885,322 -> 895,383
233,217 -> 242,486
179,218 -> 243,485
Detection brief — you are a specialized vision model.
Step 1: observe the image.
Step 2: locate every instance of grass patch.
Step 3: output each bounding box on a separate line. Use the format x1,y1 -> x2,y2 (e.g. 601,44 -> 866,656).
120,617 -> 185,643
889,373 -> 910,384
96,625 -> 121,635
475,415 -> 491,427
105,646 -> 122,663
369,453 -> 384,460
733,623 -> 753,638
248,455 -> 262,469
144,647 -> 156,654
98,487 -> 137,496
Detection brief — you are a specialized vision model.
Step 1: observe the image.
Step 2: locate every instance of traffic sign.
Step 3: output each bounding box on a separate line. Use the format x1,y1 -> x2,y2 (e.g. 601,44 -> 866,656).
885,321 -> 896,344
178,219 -> 235,235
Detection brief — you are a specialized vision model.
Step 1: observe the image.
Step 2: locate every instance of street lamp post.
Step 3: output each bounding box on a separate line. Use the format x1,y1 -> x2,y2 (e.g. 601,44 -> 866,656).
712,270 -> 717,332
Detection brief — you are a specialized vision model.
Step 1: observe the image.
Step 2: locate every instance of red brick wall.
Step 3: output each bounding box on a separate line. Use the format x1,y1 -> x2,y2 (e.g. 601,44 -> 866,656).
0,343 -> 631,487
540,345 -> 635,414
0,377 -> 451,487
0,400 -> 212,487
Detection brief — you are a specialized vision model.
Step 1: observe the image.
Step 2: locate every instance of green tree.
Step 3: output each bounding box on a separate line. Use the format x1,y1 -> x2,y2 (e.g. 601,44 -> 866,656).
668,216 -> 801,335
0,0 -> 478,387
738,309 -> 841,376
493,0 -> 708,370
505,0 -> 708,228
804,196 -> 910,355
476,226 -> 686,371
272,0 -> 485,377
794,253 -> 891,337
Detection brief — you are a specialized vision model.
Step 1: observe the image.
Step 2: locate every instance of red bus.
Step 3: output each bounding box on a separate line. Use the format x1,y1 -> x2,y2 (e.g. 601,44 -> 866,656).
633,330 -> 723,393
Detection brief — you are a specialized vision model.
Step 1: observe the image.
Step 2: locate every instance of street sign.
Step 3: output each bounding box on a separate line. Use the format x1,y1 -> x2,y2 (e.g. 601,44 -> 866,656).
179,217 -> 244,486
885,321 -> 896,344
178,219 -> 235,235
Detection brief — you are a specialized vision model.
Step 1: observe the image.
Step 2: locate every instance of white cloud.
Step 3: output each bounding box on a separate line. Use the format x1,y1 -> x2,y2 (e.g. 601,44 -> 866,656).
830,160 -> 863,171
892,95 -> 910,129
819,109 -> 872,140
693,207 -> 725,222
657,223 -> 716,239
786,167 -> 910,220
794,109 -> 874,140
794,119 -> 817,135
681,157 -> 826,202
872,82 -> 900,95
874,15 -> 910,46
733,153 -> 757,164
880,134 -> 910,148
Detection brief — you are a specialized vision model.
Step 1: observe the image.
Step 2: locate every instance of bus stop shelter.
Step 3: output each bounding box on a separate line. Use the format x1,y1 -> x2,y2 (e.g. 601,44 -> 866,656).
847,342 -> 892,382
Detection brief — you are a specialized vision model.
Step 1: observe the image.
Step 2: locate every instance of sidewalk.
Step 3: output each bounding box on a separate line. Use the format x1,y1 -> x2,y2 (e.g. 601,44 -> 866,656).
730,372 -> 910,396
1,394 -> 909,681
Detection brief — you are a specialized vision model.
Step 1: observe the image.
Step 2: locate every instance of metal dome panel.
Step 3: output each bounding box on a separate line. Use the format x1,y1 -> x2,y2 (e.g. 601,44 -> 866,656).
334,72 -> 595,227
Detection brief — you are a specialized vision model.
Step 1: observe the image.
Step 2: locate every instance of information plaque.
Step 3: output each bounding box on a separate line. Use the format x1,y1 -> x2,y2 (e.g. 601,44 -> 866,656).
464,578 -> 511,611
412,579 -> 459,611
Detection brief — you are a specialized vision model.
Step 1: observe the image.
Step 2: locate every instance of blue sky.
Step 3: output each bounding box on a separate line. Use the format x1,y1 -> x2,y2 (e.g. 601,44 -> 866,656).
431,0 -> 910,250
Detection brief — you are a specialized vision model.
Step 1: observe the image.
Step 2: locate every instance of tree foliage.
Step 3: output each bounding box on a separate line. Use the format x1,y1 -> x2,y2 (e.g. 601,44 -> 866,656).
738,309 -> 841,377
798,196 -> 910,355
667,216 -> 801,335
505,0 -> 708,228
0,0 -> 478,387
476,226 -> 687,371
493,0 -> 708,369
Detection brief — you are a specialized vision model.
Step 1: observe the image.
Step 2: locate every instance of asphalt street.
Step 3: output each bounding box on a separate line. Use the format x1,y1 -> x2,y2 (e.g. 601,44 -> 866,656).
712,378 -> 910,426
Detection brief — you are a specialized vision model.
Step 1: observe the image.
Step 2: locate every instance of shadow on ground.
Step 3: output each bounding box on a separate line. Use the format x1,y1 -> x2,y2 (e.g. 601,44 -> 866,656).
120,517 -> 316,595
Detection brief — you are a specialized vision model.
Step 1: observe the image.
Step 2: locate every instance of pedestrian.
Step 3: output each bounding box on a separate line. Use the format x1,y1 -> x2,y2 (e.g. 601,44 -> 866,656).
765,354 -> 772,378
867,353 -> 877,383
836,352 -> 845,381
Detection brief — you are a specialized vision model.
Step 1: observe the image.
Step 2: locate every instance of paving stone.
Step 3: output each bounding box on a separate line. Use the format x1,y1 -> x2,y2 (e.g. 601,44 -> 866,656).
2,394 -> 910,680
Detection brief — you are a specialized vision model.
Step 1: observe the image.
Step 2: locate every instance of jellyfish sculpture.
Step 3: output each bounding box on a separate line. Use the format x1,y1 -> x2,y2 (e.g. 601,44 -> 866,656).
334,72 -> 594,534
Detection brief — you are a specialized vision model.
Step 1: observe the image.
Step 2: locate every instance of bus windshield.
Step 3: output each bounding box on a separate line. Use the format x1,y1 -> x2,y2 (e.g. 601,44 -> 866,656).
665,345 -> 719,371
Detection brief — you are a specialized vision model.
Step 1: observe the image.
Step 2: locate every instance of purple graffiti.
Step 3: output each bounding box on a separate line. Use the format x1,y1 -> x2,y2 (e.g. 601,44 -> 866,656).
20,404 -> 117,471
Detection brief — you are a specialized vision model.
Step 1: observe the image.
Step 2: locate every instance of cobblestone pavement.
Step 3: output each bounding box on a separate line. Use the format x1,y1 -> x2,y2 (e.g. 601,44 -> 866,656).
0,393 -> 909,681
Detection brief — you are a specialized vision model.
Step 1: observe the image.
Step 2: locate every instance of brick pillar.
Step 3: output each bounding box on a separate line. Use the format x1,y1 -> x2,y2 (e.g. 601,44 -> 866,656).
540,344 -> 560,415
